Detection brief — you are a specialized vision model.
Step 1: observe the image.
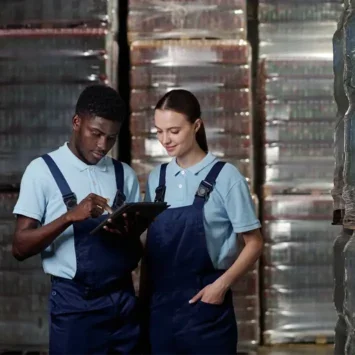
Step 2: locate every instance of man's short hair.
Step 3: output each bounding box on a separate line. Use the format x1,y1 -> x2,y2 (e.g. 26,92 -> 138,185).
75,84 -> 126,122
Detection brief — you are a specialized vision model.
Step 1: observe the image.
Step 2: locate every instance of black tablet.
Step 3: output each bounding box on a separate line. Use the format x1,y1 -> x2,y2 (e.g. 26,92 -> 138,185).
90,202 -> 169,235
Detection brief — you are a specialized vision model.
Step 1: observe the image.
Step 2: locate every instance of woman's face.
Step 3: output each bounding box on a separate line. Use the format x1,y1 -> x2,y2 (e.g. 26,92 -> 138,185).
154,109 -> 201,157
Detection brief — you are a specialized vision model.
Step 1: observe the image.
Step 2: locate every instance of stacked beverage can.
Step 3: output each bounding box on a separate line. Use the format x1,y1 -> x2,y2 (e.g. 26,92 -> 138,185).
0,1 -> 119,350
128,0 -> 260,350
258,0 -> 343,345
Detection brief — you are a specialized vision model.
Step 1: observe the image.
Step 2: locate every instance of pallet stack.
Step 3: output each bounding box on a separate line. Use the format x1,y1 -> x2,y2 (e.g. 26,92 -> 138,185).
0,0 -> 119,350
258,0 -> 343,345
127,0 -> 260,350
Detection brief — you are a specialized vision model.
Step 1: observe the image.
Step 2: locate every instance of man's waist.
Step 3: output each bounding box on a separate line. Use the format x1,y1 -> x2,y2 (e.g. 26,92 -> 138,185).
51,274 -> 134,299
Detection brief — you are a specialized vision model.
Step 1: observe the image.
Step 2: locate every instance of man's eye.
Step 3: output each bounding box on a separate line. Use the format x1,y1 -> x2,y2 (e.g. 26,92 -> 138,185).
92,131 -> 100,136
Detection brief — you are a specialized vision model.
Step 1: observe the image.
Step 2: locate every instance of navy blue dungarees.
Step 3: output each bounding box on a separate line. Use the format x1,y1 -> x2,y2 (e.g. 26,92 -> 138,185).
42,154 -> 142,355
146,161 -> 238,354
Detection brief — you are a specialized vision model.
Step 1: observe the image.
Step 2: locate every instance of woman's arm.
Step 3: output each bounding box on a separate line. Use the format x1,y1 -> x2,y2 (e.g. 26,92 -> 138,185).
217,228 -> 263,289
189,228 -> 263,304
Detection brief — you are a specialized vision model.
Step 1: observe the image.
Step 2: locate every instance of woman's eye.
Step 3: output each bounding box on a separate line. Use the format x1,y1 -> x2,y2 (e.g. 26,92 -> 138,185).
92,132 -> 100,136
170,130 -> 179,134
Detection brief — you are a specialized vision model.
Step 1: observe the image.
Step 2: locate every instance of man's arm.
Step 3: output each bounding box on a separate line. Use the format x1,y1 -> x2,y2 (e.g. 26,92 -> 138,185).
13,214 -> 73,261
13,193 -> 112,261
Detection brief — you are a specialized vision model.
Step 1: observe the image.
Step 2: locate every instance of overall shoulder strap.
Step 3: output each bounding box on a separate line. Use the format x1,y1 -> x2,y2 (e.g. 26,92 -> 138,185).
193,161 -> 226,208
112,159 -> 126,208
154,163 -> 168,202
41,154 -> 77,210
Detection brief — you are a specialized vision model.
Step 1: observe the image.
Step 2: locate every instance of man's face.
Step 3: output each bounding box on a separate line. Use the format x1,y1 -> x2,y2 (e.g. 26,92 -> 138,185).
73,115 -> 120,165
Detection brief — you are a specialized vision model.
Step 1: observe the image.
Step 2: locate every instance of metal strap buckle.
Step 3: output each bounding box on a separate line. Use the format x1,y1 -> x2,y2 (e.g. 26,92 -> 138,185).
195,180 -> 213,199
154,186 -> 166,202
113,190 -> 126,208
63,193 -> 77,210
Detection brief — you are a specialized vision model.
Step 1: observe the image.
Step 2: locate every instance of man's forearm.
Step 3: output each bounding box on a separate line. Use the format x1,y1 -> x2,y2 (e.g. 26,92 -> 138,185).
12,212 -> 73,261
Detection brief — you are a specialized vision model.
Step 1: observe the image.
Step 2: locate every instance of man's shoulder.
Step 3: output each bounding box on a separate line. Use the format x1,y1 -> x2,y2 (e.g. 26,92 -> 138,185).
109,158 -> 137,179
24,146 -> 63,179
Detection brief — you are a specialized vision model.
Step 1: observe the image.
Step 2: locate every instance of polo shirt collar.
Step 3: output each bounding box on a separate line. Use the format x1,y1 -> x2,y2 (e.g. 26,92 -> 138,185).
60,142 -> 108,172
170,152 -> 217,176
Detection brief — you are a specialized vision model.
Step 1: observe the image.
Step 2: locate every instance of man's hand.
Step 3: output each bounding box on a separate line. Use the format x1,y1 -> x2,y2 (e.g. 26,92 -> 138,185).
103,212 -> 151,238
189,279 -> 229,305
67,193 -> 112,223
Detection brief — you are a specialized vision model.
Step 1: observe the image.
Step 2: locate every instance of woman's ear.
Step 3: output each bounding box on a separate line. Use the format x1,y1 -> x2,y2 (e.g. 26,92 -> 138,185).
194,118 -> 202,133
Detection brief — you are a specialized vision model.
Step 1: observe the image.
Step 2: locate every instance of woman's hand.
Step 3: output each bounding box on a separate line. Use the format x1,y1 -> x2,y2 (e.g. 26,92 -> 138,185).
188,279 -> 229,305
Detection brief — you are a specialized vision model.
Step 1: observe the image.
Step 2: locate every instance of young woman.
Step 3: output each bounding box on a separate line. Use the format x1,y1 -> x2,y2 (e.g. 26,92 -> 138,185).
142,89 -> 263,354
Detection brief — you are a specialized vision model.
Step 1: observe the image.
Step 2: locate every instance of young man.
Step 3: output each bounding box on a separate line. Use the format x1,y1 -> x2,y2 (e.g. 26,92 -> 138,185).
12,85 -> 143,354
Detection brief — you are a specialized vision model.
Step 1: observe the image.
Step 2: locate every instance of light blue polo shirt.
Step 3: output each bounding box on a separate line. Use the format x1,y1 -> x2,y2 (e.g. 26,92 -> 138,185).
145,153 -> 261,270
13,143 -> 140,279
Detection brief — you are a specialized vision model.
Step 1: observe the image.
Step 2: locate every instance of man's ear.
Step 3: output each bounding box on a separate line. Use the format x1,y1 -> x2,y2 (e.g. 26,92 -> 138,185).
72,114 -> 82,132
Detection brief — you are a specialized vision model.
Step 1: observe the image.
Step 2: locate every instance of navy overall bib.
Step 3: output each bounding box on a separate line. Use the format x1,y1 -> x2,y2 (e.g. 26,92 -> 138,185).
146,161 -> 238,354
42,154 -> 142,355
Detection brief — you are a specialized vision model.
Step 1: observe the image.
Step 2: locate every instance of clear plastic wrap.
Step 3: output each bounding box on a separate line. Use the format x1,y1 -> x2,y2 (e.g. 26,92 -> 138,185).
0,245 -> 42,271
237,320 -> 259,348
0,221 -> 15,245
335,315 -> 348,355
342,2 -> 355,228
0,193 -> 18,219
263,59 -> 333,77
132,134 -> 250,159
332,2 -> 349,217
265,142 -> 334,164
263,309 -> 336,344
265,120 -> 333,142
130,65 -> 250,89
265,78 -> 333,100
334,229 -> 352,314
0,271 -> 50,296
260,38 -> 333,59
344,232 -> 355,329
130,88 -> 250,113
264,288 -> 333,311
0,28 -> 117,89
0,83 -> 99,108
0,295 -> 48,317
259,22 -> 337,42
232,296 -> 259,321
258,1 -> 342,22
263,195 -> 333,220
263,242 -> 333,266
263,220 -> 339,243
265,162 -> 333,184
0,0 -> 117,29
0,319 -> 49,346
128,0 -> 246,41
263,265 -> 333,289
130,40 -> 250,66
0,133 -> 69,187
265,100 -> 337,120
345,331 -> 355,355
230,270 -> 258,296
130,111 -> 251,136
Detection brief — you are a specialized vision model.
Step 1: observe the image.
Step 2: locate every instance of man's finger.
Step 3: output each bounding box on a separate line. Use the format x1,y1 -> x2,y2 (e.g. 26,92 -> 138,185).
104,204 -> 113,214
189,289 -> 204,304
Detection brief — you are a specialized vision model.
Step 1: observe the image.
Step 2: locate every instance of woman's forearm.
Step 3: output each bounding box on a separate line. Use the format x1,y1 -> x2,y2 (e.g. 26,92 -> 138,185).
217,229 -> 263,290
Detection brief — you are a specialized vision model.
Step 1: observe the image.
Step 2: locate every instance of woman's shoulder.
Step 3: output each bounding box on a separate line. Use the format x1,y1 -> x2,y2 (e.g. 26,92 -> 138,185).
217,161 -> 246,185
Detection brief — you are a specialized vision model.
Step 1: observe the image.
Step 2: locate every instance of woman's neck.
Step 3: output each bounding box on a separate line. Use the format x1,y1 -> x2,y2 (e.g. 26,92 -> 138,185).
176,146 -> 207,169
